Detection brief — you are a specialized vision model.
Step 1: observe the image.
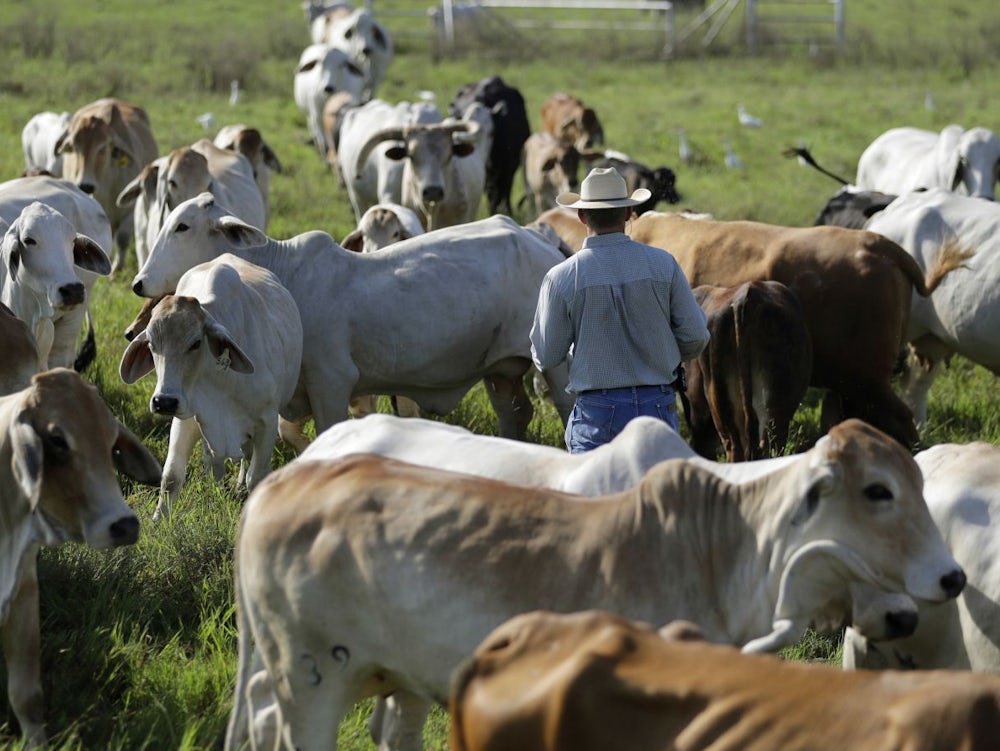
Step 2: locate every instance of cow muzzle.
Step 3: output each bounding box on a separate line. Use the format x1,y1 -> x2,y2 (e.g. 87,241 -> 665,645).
57,281 -> 86,307
883,608 -> 919,640
151,394 -> 180,415
108,515 -> 140,546
939,568 -> 966,599
78,182 -> 96,195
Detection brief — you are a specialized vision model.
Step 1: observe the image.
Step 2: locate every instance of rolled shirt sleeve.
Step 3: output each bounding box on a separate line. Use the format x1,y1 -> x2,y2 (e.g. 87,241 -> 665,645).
530,272 -> 573,372
670,267 -> 710,361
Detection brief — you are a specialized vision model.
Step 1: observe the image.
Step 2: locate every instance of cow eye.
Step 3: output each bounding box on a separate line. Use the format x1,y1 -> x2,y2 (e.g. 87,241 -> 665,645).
347,62 -> 364,77
44,429 -> 71,461
188,339 -> 201,352
344,27 -> 354,39
863,483 -> 893,501
22,236 -> 36,246
176,223 -> 189,233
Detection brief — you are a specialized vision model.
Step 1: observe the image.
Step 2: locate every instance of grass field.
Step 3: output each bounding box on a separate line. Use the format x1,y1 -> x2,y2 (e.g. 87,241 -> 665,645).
1,0 -> 1000,748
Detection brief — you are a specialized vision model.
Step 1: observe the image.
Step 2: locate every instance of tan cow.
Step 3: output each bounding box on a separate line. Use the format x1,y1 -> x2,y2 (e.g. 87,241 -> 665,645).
520,132 -> 598,219
226,419 -> 964,751
450,609 -> 1000,751
539,92 -> 604,152
531,206 -> 586,252
0,302 -> 38,395
56,98 -> 159,274
684,281 -> 812,461
629,211 -> 968,448
212,125 -> 283,225
0,369 -> 161,746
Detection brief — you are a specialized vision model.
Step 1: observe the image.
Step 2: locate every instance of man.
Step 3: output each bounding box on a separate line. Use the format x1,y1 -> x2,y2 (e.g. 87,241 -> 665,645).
531,167 -> 709,453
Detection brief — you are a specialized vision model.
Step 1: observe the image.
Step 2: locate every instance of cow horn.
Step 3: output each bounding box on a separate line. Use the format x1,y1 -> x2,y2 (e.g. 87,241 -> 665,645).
445,120 -> 479,143
355,126 -> 407,179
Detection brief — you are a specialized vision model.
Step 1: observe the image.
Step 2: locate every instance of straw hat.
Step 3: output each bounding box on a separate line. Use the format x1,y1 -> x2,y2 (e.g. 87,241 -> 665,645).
556,167 -> 651,209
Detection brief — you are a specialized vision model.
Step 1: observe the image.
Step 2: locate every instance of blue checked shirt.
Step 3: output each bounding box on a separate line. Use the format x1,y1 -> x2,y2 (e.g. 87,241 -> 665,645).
530,232 -> 709,395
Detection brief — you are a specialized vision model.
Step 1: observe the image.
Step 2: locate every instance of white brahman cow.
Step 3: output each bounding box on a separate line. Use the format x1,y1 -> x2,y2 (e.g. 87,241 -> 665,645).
856,125 -> 1000,200
339,98 -> 487,229
55,97 -> 159,273
20,111 -> 70,176
337,98 -> 442,221
131,194 -> 574,440
117,138 -> 266,271
0,203 -> 111,371
862,188 -> 984,425
0,302 -> 38,395
0,176 -> 114,371
225,419 -> 965,751
0,369 -> 161,747
308,3 -> 393,100
120,254 -> 302,521
844,441 -> 1000,673
212,125 -> 283,225
293,43 -> 366,161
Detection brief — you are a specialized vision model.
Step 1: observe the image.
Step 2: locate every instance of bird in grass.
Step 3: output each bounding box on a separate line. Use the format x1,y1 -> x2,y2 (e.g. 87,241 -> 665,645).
925,91 -> 936,111
723,137 -> 743,170
230,80 -> 240,106
737,103 -> 763,128
195,112 -> 215,130
678,128 -> 693,164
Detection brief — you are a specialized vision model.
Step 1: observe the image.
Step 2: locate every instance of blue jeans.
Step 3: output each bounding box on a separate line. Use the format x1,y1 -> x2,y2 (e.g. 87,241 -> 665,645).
566,384 -> 678,454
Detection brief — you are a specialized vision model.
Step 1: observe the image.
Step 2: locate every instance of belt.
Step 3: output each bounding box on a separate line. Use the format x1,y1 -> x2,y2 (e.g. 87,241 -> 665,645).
581,384 -> 674,396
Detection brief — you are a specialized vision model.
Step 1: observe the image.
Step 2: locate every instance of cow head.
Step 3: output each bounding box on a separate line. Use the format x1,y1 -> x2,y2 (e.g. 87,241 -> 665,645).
1,203 -> 110,315
132,193 -> 266,299
119,294 -> 255,420
57,105 -> 140,214
7,368 -> 159,549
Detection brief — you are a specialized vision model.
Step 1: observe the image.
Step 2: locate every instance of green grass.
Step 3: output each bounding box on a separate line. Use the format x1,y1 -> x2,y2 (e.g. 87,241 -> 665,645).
1,0 -> 1000,747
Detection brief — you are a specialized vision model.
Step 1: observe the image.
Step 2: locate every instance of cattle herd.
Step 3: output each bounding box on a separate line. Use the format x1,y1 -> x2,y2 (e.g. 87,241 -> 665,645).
6,2 -> 1000,749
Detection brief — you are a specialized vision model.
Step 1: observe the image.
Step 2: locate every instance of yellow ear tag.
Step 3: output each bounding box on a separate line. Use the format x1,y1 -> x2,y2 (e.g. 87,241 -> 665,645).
117,154 -> 131,168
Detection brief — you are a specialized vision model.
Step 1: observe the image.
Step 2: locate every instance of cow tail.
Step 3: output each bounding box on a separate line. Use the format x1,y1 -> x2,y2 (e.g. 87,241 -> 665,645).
73,311 -> 96,372
224,536 -> 253,751
924,237 -> 975,294
733,285 -> 759,459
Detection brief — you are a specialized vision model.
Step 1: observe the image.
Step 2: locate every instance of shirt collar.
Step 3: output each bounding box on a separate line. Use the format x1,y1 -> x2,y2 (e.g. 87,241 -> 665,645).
581,232 -> 629,250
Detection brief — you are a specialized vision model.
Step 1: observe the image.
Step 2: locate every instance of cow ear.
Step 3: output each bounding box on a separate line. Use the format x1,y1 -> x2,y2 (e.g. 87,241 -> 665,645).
72,234 -> 112,276
119,331 -> 155,384
791,447 -> 838,526
5,235 -> 22,283
262,144 -> 283,173
112,422 -> 162,486
10,415 -> 42,509
206,323 -> 255,374
213,215 -> 267,250
341,229 -> 365,252
116,174 -> 143,208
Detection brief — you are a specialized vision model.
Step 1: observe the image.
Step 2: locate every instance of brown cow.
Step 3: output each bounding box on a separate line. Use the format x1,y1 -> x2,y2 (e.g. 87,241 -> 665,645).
630,212 -> 968,448
683,281 -> 812,462
56,98 -> 159,274
0,302 -> 38,395
0,369 -> 161,746
539,92 -> 604,152
450,609 -> 1000,751
531,206 -> 587,252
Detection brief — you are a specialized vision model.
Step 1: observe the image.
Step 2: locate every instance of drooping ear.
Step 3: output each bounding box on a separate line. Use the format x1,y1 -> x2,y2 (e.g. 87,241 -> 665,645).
10,415 -> 43,509
205,322 -> 255,374
262,144 -> 283,173
72,234 -> 112,276
4,232 -> 23,282
934,125 -> 964,191
112,422 -> 162,486
212,215 -> 268,250
119,330 -> 155,384
791,446 -> 839,526
341,229 -> 365,252
116,162 -> 160,208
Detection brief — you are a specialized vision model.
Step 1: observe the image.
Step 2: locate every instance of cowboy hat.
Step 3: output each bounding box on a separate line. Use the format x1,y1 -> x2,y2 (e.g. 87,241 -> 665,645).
556,167 -> 652,209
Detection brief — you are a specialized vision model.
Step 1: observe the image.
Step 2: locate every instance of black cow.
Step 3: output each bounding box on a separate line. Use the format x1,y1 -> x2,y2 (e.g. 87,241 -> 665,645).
449,75 -> 531,216
814,185 -> 898,229
592,150 -> 681,215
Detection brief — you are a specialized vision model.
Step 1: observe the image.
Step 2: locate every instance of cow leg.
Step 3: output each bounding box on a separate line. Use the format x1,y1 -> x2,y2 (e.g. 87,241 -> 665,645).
279,415 -> 312,453
246,659 -> 281,751
899,347 -> 943,427
484,373 -> 533,440
157,417 -> 201,521
245,416 -> 279,492
112,217 -> 134,275
370,691 -> 431,751
2,551 -> 46,748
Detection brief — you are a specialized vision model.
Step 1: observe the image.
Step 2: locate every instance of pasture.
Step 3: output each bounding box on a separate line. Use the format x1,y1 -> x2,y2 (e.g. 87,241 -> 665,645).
1,0 -> 1000,748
